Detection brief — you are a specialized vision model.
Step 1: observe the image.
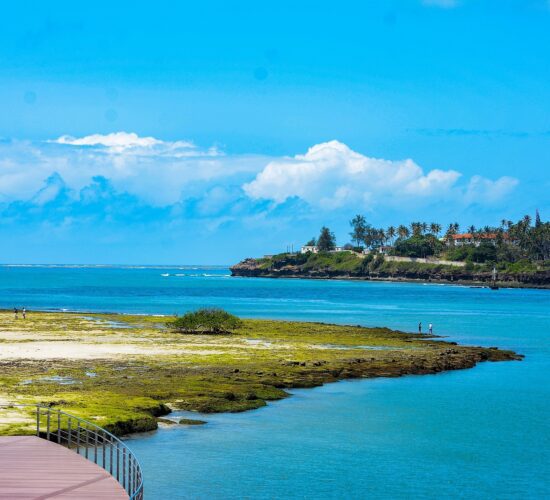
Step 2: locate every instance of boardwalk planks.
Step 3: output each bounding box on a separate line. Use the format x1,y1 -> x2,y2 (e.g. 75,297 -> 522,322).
0,436 -> 128,499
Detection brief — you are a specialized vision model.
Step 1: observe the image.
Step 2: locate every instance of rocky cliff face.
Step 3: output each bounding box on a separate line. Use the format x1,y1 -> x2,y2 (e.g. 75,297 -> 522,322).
230,257 -> 550,288
230,258 -> 265,276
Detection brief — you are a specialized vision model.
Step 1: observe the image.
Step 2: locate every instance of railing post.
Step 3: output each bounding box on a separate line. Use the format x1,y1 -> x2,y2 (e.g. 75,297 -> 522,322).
36,406 -> 40,437
102,431 -> 107,469
122,447 -> 127,491
57,412 -> 61,444
67,418 -> 72,448
129,457 -> 133,495
84,425 -> 89,459
110,440 -> 114,475
116,445 -> 120,482
46,410 -> 51,441
76,422 -> 81,454
136,463 -> 139,496
94,429 -> 98,464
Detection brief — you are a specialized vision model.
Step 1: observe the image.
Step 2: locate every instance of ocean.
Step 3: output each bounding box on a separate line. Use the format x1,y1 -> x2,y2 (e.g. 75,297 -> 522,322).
1,265 -> 548,498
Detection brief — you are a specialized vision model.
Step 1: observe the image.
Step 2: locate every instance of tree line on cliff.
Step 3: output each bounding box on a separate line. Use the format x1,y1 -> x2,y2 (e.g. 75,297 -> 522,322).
305,211 -> 549,264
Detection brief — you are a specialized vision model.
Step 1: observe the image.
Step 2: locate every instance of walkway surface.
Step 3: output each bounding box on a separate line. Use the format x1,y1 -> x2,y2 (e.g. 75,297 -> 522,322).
0,436 -> 128,499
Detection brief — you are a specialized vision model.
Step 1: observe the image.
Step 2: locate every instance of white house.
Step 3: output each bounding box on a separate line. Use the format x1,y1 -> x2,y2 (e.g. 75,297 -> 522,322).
377,245 -> 393,255
301,245 -> 319,254
362,246 -> 393,255
301,245 -> 346,253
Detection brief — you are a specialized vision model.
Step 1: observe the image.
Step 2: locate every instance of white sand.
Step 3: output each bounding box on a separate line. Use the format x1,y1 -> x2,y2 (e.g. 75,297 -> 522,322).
0,340 -> 225,360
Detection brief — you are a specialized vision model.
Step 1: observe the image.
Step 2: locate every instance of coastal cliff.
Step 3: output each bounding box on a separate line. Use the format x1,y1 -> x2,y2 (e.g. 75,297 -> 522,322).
230,253 -> 550,288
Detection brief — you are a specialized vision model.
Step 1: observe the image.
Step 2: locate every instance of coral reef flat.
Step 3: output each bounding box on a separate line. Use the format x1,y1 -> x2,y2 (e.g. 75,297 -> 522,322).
0,311 -> 521,436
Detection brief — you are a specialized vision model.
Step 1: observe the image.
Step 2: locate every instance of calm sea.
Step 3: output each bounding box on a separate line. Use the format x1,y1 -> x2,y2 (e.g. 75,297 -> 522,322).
1,266 -> 549,498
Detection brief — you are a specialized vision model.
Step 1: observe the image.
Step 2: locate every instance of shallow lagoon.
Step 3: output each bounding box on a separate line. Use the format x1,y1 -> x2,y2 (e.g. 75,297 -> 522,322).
1,266 -> 548,498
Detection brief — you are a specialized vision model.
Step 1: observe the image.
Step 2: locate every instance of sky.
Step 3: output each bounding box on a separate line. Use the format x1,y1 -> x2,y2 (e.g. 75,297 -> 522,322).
0,0 -> 549,264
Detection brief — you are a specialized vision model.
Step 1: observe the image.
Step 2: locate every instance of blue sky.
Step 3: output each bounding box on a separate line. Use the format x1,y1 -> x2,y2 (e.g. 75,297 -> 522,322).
0,0 -> 549,264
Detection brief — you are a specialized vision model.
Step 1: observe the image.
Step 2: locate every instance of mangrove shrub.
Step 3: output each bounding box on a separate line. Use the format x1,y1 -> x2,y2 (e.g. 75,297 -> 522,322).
170,308 -> 243,334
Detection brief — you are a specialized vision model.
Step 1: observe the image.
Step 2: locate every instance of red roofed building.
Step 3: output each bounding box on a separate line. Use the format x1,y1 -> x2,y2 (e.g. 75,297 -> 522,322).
447,232 -> 509,247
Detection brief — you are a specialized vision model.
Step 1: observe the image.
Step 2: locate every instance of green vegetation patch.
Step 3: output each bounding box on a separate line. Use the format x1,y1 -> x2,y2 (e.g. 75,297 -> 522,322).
302,252 -> 363,272
169,308 -> 243,334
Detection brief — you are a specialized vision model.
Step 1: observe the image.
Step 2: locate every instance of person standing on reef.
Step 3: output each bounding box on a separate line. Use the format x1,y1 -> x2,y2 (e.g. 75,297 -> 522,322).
429,323 -> 433,335
22,307 -> 26,319
418,321 -> 422,334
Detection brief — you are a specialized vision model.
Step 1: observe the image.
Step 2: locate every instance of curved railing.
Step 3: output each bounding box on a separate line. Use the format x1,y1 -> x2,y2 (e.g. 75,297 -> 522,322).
1,404 -> 143,499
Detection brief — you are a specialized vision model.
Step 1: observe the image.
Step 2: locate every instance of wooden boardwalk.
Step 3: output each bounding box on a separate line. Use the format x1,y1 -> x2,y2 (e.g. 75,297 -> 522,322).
0,436 -> 128,499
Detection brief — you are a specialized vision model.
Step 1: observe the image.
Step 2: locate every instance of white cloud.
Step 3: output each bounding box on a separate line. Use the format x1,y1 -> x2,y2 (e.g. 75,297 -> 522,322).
244,140 -> 463,209
0,134 -> 264,205
465,175 -> 518,204
56,132 -> 164,150
53,131 -> 214,158
0,135 -> 518,211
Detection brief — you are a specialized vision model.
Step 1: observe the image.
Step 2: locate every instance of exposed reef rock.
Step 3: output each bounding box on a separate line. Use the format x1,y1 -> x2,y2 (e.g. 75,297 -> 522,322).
231,256 -> 550,288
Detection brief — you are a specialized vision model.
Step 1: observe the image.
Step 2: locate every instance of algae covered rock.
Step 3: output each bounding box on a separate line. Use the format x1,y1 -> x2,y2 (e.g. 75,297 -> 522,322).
179,418 -> 207,425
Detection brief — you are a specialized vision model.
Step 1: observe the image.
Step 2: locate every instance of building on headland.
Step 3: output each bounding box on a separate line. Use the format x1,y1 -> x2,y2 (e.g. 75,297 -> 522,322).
361,246 -> 393,255
301,245 -> 319,254
448,233 -> 510,247
377,245 -> 393,255
300,245 -> 345,254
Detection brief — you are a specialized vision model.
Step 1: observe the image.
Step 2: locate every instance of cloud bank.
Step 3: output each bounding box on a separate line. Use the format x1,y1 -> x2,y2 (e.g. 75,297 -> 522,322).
0,133 -> 518,228
0,133 -> 257,206
244,140 -> 514,209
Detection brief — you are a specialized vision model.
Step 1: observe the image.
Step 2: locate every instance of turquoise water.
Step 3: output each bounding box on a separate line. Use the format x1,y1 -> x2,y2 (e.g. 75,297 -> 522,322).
1,266 -> 549,498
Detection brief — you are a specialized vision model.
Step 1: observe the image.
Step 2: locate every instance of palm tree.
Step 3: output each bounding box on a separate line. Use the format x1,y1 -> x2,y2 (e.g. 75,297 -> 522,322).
410,222 -> 422,237
398,225 -> 410,239
467,225 -> 477,244
445,223 -> 457,246
523,214 -> 532,227
387,226 -> 396,244
349,214 -> 367,247
453,222 -> 460,233
379,228 -> 387,246
430,223 -> 441,237
421,222 -> 428,234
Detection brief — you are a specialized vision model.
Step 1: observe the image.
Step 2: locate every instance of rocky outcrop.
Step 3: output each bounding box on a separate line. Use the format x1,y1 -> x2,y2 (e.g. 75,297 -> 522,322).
230,257 -> 550,288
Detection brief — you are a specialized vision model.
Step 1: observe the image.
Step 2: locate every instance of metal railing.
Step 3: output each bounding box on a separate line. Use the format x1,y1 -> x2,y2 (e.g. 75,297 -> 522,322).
1,404 -> 143,499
